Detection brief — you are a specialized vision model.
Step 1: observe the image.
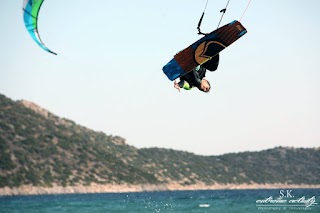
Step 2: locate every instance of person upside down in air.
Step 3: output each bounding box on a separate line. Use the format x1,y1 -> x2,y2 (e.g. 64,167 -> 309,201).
174,54 -> 220,93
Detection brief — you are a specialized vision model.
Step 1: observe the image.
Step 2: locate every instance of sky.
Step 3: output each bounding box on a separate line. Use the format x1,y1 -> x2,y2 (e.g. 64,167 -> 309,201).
1,0 -> 320,156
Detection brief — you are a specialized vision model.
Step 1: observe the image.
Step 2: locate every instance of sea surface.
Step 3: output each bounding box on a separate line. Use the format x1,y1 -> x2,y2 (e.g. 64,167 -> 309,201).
0,189 -> 319,213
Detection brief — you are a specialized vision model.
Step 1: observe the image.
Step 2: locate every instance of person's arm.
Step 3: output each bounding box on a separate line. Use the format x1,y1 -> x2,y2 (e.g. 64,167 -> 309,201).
174,80 -> 181,92
193,66 -> 206,88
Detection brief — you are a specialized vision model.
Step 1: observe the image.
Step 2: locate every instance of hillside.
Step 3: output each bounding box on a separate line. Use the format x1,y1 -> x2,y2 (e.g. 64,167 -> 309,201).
0,94 -> 319,191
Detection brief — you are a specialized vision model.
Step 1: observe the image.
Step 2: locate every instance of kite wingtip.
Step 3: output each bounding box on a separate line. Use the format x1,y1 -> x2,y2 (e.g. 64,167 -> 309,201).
50,51 -> 58,55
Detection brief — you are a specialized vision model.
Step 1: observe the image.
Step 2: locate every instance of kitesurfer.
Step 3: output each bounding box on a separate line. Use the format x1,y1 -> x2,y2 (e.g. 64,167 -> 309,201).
173,54 -> 219,92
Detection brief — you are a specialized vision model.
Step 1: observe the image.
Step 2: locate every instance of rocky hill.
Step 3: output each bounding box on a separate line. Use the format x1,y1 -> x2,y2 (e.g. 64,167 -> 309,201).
0,94 -> 319,190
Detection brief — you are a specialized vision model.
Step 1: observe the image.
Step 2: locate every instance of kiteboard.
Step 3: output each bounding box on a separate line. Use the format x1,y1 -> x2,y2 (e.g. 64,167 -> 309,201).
163,20 -> 247,81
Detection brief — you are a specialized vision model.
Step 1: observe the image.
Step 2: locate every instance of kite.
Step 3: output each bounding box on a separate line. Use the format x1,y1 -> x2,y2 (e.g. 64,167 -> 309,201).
22,0 -> 57,55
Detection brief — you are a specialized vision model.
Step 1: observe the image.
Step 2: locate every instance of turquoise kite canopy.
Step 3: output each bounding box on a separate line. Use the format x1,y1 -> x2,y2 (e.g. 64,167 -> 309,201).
23,0 -> 57,55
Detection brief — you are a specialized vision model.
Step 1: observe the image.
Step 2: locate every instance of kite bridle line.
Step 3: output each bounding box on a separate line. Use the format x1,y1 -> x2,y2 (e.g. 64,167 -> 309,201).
239,0 -> 252,21
197,0 -> 209,35
197,0 -> 252,34
197,0 -> 232,35
217,0 -> 231,28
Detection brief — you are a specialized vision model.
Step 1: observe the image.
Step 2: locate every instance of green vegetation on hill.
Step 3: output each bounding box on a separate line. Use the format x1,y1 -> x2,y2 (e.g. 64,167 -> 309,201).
0,94 -> 319,188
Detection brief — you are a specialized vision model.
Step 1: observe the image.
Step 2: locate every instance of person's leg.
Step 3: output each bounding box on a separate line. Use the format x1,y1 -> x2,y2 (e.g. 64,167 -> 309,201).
202,54 -> 220,71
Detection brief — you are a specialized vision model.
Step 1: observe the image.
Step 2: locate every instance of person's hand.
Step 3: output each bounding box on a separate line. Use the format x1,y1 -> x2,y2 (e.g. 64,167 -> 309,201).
174,80 -> 181,92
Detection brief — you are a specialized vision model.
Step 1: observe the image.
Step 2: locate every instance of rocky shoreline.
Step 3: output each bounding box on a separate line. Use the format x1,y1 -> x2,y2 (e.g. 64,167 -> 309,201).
1,183 -> 319,196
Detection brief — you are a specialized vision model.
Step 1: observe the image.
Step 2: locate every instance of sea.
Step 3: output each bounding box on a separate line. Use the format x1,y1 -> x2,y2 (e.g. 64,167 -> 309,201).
0,189 -> 319,213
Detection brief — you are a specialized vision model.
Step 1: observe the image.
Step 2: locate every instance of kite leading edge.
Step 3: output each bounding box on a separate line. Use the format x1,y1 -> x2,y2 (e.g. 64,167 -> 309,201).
22,0 -> 57,55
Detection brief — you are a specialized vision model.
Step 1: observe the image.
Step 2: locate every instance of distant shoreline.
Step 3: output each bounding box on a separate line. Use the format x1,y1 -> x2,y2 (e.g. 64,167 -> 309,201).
1,183 -> 319,196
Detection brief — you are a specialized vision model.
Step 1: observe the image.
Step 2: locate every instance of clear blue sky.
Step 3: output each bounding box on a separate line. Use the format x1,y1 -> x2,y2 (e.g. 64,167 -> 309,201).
1,0 -> 319,155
